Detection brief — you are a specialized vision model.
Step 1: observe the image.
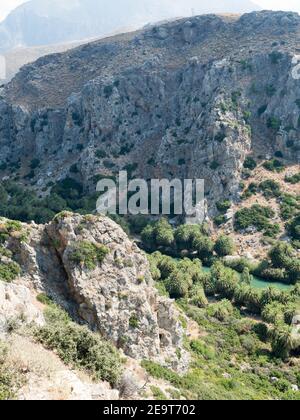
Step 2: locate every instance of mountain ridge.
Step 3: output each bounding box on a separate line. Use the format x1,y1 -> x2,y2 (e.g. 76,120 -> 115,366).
0,0 -> 261,53
0,11 -> 299,220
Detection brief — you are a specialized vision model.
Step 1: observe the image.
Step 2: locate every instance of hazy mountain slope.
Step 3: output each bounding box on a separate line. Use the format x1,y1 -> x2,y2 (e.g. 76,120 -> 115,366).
0,0 -> 260,53
2,25 -> 133,83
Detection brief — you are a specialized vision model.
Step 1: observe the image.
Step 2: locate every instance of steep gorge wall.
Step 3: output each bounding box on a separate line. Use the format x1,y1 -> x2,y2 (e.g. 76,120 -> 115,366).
0,12 -> 299,215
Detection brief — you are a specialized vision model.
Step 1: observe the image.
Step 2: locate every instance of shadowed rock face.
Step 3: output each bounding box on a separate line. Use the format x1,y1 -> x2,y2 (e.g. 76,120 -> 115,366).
0,0 -> 260,53
0,11 -> 299,216
1,213 -> 189,371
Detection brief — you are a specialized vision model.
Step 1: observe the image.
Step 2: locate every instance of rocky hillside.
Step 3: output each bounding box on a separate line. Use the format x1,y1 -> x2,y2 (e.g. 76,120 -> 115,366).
0,11 -> 299,218
0,213 -> 189,399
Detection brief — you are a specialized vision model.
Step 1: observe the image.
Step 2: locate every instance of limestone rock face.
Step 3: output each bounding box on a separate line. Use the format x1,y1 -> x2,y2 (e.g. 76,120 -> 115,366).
46,214 -> 188,370
1,214 -> 189,371
0,12 -> 299,217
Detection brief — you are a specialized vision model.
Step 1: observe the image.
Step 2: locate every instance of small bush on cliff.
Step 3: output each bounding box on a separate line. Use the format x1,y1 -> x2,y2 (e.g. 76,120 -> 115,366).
243,157 -> 257,170
285,173 -> 300,184
263,159 -> 285,173
267,117 -> 281,131
216,200 -> 231,213
0,261 -> 21,283
69,241 -> 109,269
129,314 -> 139,329
259,180 -> 281,198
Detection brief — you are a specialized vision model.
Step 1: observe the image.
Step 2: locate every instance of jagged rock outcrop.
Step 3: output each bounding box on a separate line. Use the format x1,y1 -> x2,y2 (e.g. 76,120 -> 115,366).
0,11 -> 299,216
2,214 -> 189,371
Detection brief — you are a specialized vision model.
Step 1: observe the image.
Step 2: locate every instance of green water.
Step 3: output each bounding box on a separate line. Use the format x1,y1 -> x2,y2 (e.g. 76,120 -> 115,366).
250,276 -> 292,291
202,266 -> 292,291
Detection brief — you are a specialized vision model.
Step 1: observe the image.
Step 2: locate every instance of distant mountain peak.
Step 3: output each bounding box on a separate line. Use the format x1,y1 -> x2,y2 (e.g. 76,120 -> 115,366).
0,0 -> 261,53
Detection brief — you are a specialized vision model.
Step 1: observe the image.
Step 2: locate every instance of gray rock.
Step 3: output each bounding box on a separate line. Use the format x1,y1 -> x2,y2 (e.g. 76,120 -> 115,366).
0,11 -> 299,217
1,214 -> 189,372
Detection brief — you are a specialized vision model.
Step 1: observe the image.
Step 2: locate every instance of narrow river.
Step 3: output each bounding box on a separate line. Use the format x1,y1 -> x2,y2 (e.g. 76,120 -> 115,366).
201,267 -> 293,291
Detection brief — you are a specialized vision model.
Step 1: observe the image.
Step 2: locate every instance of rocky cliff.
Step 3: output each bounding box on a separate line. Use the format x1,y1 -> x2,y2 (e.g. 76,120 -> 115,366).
0,213 -> 188,371
0,11 -> 299,216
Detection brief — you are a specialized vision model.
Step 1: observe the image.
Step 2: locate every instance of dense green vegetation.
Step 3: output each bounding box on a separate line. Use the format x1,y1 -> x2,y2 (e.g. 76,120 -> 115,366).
34,301 -> 122,385
141,219 -> 227,265
0,261 -> 21,283
238,175 -> 300,246
150,249 -> 299,307
234,204 -> 278,237
68,240 -> 109,269
0,219 -> 23,283
224,242 -> 300,285
0,174 -> 299,400
142,293 -> 300,400
0,179 -> 98,224
263,159 -> 285,173
285,173 -> 300,184
144,249 -> 300,400
140,217 -> 299,286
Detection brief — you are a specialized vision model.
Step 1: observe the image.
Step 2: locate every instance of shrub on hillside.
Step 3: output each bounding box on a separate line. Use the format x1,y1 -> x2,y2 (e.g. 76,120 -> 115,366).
259,180 -> 281,198
216,200 -> 231,213
234,205 -> 275,233
243,157 -> 257,170
214,235 -> 235,257
263,159 -> 285,173
206,299 -> 234,322
285,173 -> 300,184
34,306 -> 122,385
287,214 -> 300,241
69,241 -> 109,269
0,261 -> 21,283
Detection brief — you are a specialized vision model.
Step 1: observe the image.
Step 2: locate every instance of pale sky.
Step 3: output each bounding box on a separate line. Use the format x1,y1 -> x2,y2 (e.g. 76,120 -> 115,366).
257,1 -> 300,11
0,0 -> 28,21
0,0 -> 299,22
